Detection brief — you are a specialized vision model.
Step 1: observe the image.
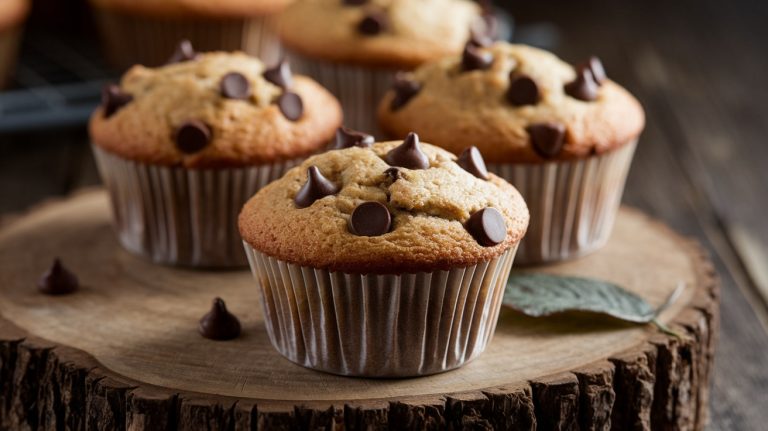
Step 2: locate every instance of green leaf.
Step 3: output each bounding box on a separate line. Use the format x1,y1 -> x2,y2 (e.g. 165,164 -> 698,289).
503,274 -> 684,324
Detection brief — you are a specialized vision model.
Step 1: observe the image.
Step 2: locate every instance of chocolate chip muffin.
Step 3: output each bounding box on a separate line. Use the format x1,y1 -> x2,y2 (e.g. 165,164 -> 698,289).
0,0 -> 29,88
90,47 -> 342,267
378,42 -> 645,264
239,132 -> 529,377
277,0 -> 494,134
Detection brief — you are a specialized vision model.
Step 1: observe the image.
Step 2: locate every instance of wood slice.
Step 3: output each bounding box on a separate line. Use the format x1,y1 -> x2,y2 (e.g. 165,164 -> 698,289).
0,190 -> 719,430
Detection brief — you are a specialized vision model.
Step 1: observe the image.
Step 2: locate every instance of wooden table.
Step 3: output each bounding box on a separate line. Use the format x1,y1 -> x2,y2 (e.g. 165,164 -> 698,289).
0,0 -> 765,429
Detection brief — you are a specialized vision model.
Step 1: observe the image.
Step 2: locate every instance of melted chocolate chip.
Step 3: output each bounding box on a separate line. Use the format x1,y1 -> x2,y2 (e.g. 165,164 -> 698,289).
350,202 -> 392,236
167,39 -> 198,64
466,208 -> 506,247
564,66 -> 599,101
358,11 -> 387,35
101,84 -> 133,118
334,127 -> 374,149
385,132 -> 430,170
294,166 -> 339,208
384,167 -> 400,182
37,258 -> 78,295
462,43 -> 494,72
198,298 -> 241,341
277,92 -> 303,121
583,56 -> 606,85
175,120 -> 212,154
343,0 -> 368,5
507,74 -> 540,106
263,59 -> 293,89
527,123 -> 566,159
390,74 -> 422,111
457,146 -> 489,180
220,72 -> 251,100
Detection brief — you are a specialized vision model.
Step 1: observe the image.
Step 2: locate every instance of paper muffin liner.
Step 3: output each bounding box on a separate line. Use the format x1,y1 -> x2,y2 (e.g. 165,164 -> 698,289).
243,245 -> 518,377
288,52 -> 396,136
94,9 -> 281,70
92,146 -> 301,268
488,140 -> 637,265
0,27 -> 22,89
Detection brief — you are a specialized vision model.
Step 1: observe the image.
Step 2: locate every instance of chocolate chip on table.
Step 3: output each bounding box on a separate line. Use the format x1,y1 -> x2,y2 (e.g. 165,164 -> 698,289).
527,123 -> 566,159
462,43 -> 494,72
334,126 -> 375,149
175,120 -> 212,153
101,84 -> 133,118
37,258 -> 78,295
457,146 -> 489,180
294,166 -> 339,208
167,39 -> 198,64
385,132 -> 430,170
277,92 -> 304,121
466,208 -> 507,246
358,11 -> 387,35
384,167 -> 400,182
350,202 -> 392,237
564,66 -> 599,101
198,298 -> 241,341
220,72 -> 251,100
263,59 -> 293,89
507,74 -> 540,106
582,56 -> 607,85
390,73 -> 422,111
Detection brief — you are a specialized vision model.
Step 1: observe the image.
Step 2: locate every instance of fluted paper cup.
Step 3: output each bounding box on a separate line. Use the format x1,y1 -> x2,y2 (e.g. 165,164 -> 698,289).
243,244 -> 518,377
94,9 -> 281,70
488,141 -> 637,265
93,146 -> 301,268
288,52 -> 395,136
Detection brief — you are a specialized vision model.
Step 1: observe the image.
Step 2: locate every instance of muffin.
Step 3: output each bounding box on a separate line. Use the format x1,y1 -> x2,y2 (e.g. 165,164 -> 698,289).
239,133 -> 529,377
89,0 -> 292,70
278,0 -> 495,134
0,0 -> 29,88
378,42 -> 645,265
90,48 -> 342,267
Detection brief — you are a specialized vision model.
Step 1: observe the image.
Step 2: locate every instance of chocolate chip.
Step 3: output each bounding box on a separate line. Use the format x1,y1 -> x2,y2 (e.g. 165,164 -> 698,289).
167,39 -> 198,64
507,74 -> 540,106
101,84 -> 133,118
263,59 -> 293,89
384,167 -> 400,182
457,146 -> 489,180
466,208 -> 506,246
390,73 -> 421,111
385,132 -> 430,170
334,127 -> 374,149
350,202 -> 392,236
294,166 -> 339,208
198,298 -> 241,341
175,120 -> 211,154
343,0 -> 368,5
527,123 -> 566,159
358,11 -> 387,35
37,258 -> 78,295
220,72 -> 251,100
583,56 -> 606,85
277,92 -> 303,121
462,43 -> 494,72
564,66 -> 599,101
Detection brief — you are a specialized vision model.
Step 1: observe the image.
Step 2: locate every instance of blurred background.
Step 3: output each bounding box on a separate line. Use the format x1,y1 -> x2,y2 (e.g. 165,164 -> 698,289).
0,0 -> 766,429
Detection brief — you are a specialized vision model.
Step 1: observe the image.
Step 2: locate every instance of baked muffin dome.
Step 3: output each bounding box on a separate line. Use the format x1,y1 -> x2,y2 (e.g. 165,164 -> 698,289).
89,51 -> 343,168
278,0 -> 486,69
239,136 -> 529,273
378,43 -> 645,163
88,0 -> 292,18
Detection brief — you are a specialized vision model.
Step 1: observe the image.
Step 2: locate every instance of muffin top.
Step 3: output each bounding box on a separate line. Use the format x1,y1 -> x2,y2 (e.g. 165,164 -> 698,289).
278,0 -> 488,69
239,133 -> 529,273
90,45 -> 343,168
0,0 -> 29,29
88,0 -> 292,18
378,43 -> 645,163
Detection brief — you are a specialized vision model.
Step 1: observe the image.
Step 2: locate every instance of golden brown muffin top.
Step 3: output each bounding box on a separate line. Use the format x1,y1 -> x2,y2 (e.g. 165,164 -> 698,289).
378,43 -> 646,163
239,138 -> 529,273
278,0 -> 486,69
0,0 -> 29,29
89,49 -> 343,168
88,0 -> 293,18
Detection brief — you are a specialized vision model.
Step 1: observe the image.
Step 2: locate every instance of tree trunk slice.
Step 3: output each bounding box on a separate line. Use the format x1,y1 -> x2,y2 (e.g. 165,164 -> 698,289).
0,189 -> 719,430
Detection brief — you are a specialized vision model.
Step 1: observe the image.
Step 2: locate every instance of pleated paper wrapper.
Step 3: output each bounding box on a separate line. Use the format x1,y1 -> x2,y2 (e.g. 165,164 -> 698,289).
488,140 -> 637,265
93,146 -> 301,268
244,245 -> 518,377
